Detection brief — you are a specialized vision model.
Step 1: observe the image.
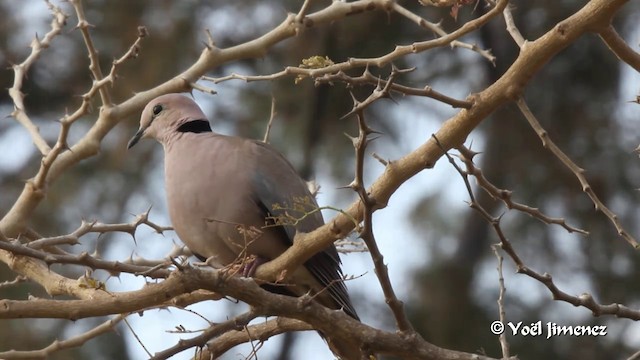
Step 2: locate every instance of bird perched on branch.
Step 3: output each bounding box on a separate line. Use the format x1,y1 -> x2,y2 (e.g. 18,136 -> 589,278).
127,93 -> 362,359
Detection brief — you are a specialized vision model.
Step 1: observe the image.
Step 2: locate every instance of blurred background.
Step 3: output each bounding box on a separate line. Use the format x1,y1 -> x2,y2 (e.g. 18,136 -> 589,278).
1,1 -> 640,359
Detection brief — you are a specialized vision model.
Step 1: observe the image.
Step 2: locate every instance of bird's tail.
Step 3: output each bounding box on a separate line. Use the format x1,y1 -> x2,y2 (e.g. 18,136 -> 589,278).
324,333 -> 374,360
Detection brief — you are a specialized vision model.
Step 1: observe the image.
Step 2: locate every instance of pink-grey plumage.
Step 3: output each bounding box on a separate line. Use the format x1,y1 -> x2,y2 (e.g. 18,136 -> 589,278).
127,94 -> 359,322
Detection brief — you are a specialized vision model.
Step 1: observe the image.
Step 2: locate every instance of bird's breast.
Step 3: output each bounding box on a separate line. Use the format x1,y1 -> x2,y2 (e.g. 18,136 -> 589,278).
163,137 -> 263,265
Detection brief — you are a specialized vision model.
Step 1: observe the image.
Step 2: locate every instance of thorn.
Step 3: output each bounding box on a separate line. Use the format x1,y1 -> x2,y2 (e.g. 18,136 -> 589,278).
343,132 -> 358,146
349,91 -> 359,106
366,126 -> 383,136
372,152 -> 389,166
130,230 -> 137,245
368,135 -> 381,143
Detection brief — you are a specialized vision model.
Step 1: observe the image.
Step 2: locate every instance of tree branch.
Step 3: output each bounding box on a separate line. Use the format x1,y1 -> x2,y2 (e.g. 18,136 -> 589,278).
516,96 -> 637,247
597,24 -> 640,72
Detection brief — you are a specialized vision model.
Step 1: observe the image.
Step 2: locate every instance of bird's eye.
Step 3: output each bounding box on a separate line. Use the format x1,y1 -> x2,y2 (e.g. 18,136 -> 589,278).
152,104 -> 163,116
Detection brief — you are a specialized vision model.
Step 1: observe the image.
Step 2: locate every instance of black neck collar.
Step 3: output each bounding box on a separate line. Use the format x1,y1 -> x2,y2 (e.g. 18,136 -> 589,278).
177,120 -> 212,133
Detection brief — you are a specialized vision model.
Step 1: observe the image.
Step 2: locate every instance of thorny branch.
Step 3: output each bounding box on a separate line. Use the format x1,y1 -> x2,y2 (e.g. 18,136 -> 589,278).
78,26 -> 149,111
70,0 -> 111,106
27,209 -> 171,249
0,240 -> 171,279
502,3 -> 525,47
516,97 -> 638,248
346,71 -> 414,334
0,211 -> 174,278
597,25 -> 640,72
0,314 -> 127,359
440,138 -> 640,322
315,68 -> 473,109
204,67 -> 472,109
203,0 -> 507,85
456,145 -> 588,235
8,0 -> 67,156
2,265 -> 509,360
151,310 -> 259,360
0,276 -> 27,290
391,1 -> 496,64
492,246 -> 510,360
1,0 -> 637,358
202,317 -> 313,359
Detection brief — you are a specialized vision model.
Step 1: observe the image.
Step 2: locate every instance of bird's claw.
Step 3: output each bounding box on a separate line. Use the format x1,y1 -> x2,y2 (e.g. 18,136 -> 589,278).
240,256 -> 268,277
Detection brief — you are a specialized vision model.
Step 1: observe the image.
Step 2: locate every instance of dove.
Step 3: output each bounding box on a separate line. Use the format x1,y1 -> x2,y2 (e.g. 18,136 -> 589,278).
128,93 -> 362,359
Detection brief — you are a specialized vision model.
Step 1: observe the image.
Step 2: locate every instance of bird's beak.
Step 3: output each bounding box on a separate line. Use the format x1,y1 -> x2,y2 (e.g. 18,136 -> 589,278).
127,128 -> 145,149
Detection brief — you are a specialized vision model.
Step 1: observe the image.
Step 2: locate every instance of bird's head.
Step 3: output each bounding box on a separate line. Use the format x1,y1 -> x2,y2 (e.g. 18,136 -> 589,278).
127,93 -> 211,149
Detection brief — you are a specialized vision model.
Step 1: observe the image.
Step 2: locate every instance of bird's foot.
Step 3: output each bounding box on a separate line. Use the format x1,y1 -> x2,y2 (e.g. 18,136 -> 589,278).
240,256 -> 269,278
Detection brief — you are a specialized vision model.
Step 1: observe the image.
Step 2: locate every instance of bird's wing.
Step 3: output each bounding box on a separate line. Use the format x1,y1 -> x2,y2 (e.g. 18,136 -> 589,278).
250,140 -> 359,319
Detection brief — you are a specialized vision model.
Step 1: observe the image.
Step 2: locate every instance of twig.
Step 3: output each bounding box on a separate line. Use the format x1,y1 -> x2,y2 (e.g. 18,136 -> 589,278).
341,65 -> 408,119
628,349 -> 640,360
516,96 -> 638,248
346,78 -> 414,333
124,317 -> 152,358
150,309 -> 258,360
190,81 -> 218,95
456,145 -> 588,235
598,25 -> 640,72
27,211 -> 169,249
0,275 -> 28,290
392,1 -> 496,64
0,240 -> 170,279
502,3 -> 525,47
69,0 -> 112,106
441,137 -> 640,322
295,0 -> 314,23
30,17 -> 149,193
316,68 -> 473,109
492,245 -> 510,359
205,0 -> 507,85
76,25 -> 149,107
0,314 -> 126,359
335,239 -> 369,253
8,0 -> 67,156
203,317 -> 312,360
263,96 -> 277,143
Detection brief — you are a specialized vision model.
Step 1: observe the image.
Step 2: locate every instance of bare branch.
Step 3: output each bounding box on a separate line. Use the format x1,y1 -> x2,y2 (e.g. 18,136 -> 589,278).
456,145 -> 588,235
0,275 -> 28,290
190,81 -> 218,95
392,2 -> 496,64
492,245 -> 510,360
202,317 -> 313,359
0,240 -> 170,279
262,96 -> 277,143
27,211 -> 169,249
0,314 -> 126,359
8,1 -> 67,155
151,310 -> 259,360
295,0 -> 314,23
315,68 -> 472,109
516,97 -> 637,247
345,76 -> 414,333
443,140 -> 640,322
69,0 -> 112,106
502,3 -> 525,47
598,25 -> 640,72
